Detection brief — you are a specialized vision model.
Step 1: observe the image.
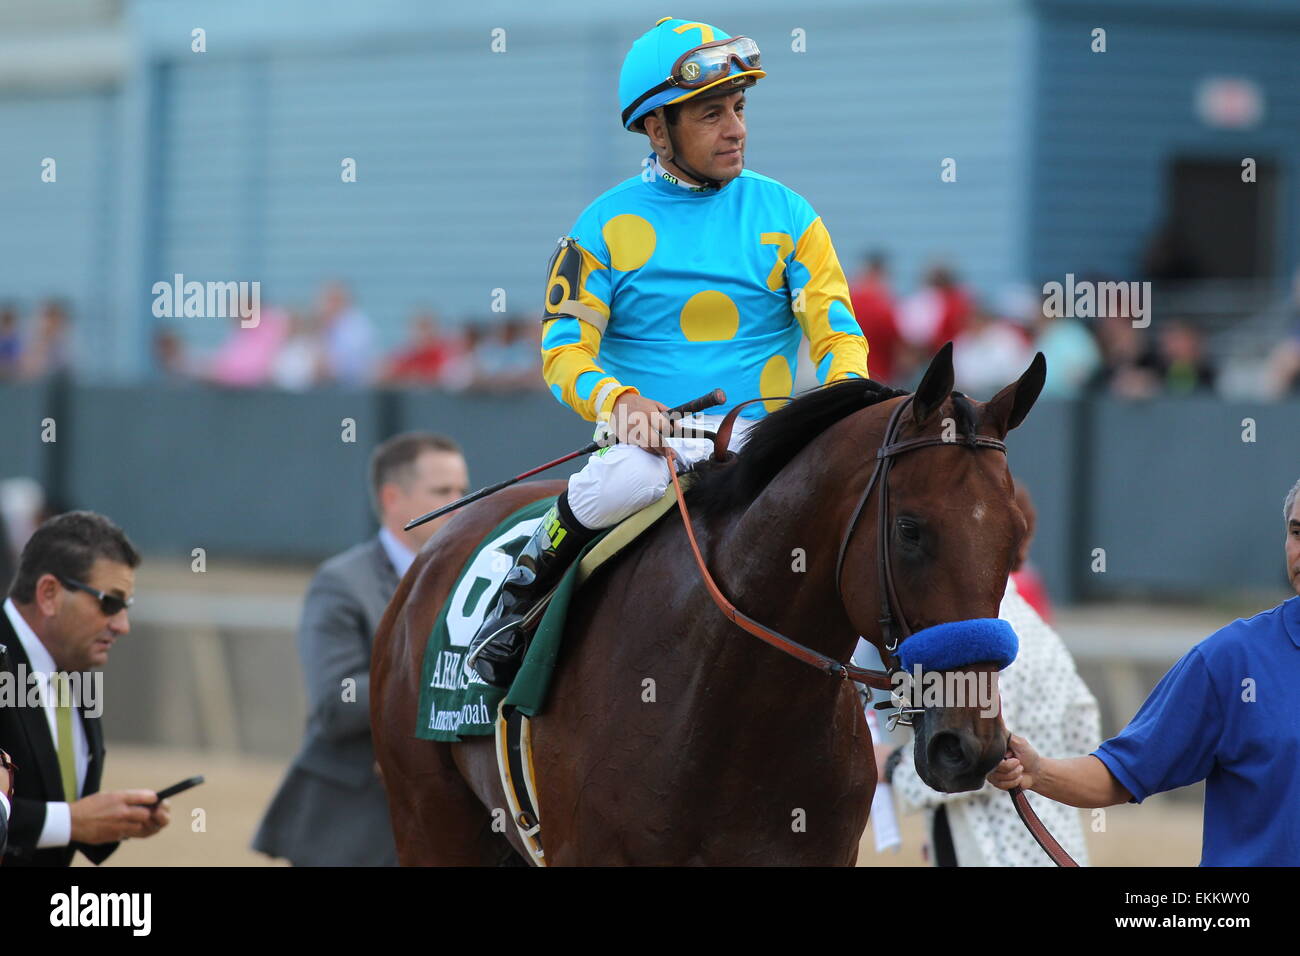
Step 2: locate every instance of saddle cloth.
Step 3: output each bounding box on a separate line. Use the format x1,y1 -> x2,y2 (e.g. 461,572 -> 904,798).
415,473 -> 696,742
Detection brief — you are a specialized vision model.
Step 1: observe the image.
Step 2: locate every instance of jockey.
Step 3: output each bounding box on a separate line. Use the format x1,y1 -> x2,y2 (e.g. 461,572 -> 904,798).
466,17 -> 870,686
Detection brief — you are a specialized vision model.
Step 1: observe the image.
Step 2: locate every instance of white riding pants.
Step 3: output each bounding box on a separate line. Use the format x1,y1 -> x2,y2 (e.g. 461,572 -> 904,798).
566,413 -> 757,530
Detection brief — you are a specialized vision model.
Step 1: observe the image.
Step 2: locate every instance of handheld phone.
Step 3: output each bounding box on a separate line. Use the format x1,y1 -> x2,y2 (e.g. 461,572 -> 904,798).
152,775 -> 205,806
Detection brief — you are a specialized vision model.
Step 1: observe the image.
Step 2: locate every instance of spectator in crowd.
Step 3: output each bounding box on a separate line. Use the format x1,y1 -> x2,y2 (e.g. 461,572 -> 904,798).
994,283 -> 1040,347
440,324 -> 487,392
0,304 -> 20,380
1032,289 -> 1100,398
19,300 -> 72,381
990,477 -> 1300,865
269,310 -> 323,391
1264,267 -> 1300,398
896,264 -> 971,385
207,308 -> 290,388
381,311 -> 459,386
0,511 -> 171,866
882,572 -> 1100,866
1155,319 -> 1216,395
473,318 -> 541,392
1087,312 -> 1162,399
952,301 -> 1033,399
0,478 -> 46,574
1089,311 -> 1216,399
1010,479 -> 1053,624
316,281 -> 375,388
253,433 -> 469,866
848,252 -> 901,384
152,325 -> 191,384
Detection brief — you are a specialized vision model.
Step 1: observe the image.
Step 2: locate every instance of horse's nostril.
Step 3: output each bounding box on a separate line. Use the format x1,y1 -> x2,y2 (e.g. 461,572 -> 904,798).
928,730 -> 971,771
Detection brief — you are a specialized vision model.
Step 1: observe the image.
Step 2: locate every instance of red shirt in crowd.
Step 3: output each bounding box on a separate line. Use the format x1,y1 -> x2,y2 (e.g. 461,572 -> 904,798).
849,272 -> 900,384
386,342 -> 454,383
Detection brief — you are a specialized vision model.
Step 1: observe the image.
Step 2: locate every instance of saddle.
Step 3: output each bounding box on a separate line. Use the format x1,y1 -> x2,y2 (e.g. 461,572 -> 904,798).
492,475 -> 698,867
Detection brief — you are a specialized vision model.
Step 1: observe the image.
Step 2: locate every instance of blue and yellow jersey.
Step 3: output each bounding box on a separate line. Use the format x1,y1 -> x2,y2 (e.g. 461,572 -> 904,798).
541,154 -> 869,422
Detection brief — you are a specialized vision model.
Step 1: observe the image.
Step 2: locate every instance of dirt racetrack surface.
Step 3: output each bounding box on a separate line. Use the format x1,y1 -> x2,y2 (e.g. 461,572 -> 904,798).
77,745 -> 1201,867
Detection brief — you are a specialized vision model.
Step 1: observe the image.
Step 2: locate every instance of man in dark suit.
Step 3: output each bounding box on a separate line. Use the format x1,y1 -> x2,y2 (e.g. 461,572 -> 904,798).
1,746 -> 12,857
0,511 -> 171,866
253,433 -> 468,865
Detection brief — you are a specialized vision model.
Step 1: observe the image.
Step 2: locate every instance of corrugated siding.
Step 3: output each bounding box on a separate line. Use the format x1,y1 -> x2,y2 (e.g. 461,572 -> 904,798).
146,2 -> 1029,358
154,58 -> 259,351
151,26 -> 622,354
0,89 -> 117,371
742,7 -> 1029,297
1031,10 -> 1300,283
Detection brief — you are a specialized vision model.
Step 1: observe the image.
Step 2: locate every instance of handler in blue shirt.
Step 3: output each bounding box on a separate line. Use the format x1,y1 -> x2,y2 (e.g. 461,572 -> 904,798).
988,480 -> 1300,866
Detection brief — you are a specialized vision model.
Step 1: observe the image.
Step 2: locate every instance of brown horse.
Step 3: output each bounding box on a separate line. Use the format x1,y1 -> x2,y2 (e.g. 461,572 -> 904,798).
371,345 -> 1046,865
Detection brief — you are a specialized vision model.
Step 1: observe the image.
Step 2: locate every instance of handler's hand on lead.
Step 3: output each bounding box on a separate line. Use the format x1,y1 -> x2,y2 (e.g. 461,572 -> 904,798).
987,733 -> 1040,791
612,393 -> 673,458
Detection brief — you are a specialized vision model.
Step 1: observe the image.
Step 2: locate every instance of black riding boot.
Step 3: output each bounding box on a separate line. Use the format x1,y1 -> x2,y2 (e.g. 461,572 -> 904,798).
465,492 -> 597,688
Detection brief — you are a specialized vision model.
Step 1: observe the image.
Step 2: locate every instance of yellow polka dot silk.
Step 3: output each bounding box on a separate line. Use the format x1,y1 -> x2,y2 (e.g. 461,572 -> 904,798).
540,153 -> 868,423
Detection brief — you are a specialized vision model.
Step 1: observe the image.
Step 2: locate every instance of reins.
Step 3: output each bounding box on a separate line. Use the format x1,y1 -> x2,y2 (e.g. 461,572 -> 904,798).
664,446 -> 894,689
662,393 -> 1079,867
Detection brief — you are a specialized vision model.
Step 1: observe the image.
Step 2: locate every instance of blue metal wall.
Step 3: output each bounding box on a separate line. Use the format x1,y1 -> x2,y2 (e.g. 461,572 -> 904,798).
4,0 -> 1296,374
0,88 -> 120,374
2,382 -> 1297,606
106,0 -> 1031,376
1029,0 -> 1300,283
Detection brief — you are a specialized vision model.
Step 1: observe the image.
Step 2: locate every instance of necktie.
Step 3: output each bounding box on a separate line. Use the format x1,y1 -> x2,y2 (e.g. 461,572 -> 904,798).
54,672 -> 78,801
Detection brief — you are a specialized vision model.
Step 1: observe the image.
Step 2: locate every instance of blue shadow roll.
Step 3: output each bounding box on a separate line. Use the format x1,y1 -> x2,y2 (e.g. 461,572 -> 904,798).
897,618 -> 1018,672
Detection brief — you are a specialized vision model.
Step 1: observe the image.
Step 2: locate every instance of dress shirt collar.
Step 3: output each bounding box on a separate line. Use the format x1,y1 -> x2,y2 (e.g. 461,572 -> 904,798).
378,526 -> 416,579
4,597 -> 57,675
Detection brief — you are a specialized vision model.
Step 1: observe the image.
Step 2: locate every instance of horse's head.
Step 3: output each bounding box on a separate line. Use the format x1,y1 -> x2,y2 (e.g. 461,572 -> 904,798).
844,344 -> 1046,793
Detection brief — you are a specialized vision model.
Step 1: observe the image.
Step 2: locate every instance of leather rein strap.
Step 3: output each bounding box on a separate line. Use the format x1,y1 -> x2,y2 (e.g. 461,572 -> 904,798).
665,392 -> 1078,867
670,395 -> 892,689
1011,786 -> 1079,867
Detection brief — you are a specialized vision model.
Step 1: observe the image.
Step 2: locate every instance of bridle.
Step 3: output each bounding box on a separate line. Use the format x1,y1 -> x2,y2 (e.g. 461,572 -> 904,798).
667,389 -> 1079,867
700,392 -> 1005,706
832,393 -> 1007,722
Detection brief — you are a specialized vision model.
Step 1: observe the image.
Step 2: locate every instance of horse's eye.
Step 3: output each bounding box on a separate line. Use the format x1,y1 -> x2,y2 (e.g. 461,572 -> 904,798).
897,517 -> 920,542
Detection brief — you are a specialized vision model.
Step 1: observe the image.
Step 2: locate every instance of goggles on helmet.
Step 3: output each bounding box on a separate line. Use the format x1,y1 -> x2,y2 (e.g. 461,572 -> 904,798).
621,36 -> 761,129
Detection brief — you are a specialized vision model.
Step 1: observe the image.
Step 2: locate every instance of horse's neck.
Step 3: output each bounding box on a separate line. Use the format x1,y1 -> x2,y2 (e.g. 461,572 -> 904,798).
707,412 -> 882,671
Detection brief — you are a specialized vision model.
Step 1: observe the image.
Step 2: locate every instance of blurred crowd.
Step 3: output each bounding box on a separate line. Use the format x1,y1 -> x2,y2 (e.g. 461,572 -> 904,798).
7,268 -> 1300,401
150,280 -> 542,393
849,254 -> 1223,400
0,299 -> 74,382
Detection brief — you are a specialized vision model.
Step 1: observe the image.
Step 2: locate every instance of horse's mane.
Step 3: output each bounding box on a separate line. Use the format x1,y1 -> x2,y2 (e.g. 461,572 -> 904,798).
686,378 -> 910,516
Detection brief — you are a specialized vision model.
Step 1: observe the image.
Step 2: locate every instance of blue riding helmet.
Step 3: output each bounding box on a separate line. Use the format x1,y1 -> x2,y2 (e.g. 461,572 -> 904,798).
619,17 -> 766,131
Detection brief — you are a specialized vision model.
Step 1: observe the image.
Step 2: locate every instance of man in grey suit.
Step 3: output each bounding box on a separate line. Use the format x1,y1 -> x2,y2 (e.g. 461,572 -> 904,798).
253,433 -> 469,865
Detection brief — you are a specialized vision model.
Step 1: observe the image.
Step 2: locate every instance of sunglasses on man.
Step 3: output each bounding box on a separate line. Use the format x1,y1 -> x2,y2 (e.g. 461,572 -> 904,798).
57,576 -> 133,617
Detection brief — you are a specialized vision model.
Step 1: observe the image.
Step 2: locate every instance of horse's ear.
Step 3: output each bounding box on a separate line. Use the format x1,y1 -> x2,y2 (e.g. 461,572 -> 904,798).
911,342 -> 954,426
985,352 -> 1047,436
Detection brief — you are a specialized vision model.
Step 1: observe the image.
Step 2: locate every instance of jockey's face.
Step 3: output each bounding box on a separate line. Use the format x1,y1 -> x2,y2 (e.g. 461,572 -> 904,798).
646,91 -> 746,185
